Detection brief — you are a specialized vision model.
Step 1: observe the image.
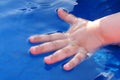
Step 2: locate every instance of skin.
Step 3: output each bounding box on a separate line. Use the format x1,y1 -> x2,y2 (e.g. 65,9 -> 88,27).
29,8 -> 120,71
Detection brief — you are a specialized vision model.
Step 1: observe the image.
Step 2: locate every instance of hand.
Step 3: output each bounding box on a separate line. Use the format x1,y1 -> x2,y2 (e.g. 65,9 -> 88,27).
58,9 -> 89,33
29,8 -> 104,70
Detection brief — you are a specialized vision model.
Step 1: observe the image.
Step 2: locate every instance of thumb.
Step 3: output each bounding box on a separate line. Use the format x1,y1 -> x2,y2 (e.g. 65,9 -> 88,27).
57,8 -> 78,25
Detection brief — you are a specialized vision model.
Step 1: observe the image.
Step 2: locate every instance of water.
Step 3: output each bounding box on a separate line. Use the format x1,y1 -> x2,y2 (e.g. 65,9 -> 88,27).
0,0 -> 120,80
93,46 -> 120,80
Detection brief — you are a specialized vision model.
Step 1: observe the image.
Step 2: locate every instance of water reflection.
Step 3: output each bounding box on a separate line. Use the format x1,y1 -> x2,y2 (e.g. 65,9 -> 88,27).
94,45 -> 120,79
0,0 -> 77,17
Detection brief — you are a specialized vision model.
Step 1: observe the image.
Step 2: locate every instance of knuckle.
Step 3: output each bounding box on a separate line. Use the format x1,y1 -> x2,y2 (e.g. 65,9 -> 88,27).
51,41 -> 57,48
69,61 -> 76,68
62,47 -> 71,55
51,53 -> 57,59
75,55 -> 82,61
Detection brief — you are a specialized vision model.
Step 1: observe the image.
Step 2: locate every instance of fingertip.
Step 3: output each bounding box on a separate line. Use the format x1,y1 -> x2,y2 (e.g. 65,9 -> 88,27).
29,36 -> 35,43
63,64 -> 71,71
30,47 -> 37,55
57,8 -> 63,15
44,56 -> 53,64
58,8 -> 63,12
57,8 -> 68,15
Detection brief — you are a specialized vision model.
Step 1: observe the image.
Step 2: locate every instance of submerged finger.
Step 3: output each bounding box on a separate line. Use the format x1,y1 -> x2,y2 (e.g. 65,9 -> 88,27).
30,39 -> 69,55
63,48 -> 88,70
44,45 -> 79,64
29,32 -> 66,43
58,8 -> 78,25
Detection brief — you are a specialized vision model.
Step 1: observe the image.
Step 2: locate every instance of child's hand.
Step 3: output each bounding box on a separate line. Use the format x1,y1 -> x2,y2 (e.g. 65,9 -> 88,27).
57,8 -> 88,34
29,8 -> 104,70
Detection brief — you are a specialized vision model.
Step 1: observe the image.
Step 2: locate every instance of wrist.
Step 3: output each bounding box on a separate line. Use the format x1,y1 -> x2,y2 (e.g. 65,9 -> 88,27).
86,20 -> 106,47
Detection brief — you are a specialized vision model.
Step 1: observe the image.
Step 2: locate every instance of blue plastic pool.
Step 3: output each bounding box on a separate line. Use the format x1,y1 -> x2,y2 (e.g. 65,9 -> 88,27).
0,0 -> 120,80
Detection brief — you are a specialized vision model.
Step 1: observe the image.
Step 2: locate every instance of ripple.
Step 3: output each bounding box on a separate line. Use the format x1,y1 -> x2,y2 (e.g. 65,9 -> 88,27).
93,46 -> 120,79
0,0 -> 77,18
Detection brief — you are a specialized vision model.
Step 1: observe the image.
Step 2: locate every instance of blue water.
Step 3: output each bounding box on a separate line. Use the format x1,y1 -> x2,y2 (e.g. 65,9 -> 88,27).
0,0 -> 120,80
